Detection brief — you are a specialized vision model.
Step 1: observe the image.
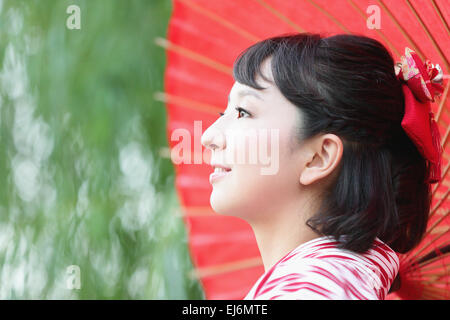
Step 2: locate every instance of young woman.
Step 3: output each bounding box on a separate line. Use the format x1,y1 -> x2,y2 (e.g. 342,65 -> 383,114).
201,33 -> 442,300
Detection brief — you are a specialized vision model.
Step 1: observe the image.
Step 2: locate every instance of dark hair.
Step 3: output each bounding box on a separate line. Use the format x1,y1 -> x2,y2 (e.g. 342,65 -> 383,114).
232,32 -> 432,255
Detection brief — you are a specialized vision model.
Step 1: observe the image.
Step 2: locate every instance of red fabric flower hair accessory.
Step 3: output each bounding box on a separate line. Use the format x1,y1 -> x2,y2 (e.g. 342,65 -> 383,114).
394,47 -> 444,184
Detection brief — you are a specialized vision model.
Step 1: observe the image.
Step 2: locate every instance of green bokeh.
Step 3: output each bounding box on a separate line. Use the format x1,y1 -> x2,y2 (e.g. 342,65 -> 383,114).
0,0 -> 204,299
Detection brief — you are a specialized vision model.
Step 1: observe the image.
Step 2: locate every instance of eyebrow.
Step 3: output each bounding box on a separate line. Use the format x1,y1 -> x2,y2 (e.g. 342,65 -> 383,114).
228,90 -> 264,102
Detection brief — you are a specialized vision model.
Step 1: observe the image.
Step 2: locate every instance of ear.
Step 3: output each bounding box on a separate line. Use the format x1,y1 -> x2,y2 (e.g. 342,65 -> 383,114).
299,134 -> 343,186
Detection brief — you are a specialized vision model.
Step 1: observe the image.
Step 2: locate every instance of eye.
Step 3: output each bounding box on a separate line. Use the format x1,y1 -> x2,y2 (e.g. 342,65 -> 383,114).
218,107 -> 251,119
235,106 -> 251,119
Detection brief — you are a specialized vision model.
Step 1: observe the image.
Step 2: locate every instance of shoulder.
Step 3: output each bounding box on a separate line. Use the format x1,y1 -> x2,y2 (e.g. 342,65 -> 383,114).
252,237 -> 399,300
256,257 -> 379,300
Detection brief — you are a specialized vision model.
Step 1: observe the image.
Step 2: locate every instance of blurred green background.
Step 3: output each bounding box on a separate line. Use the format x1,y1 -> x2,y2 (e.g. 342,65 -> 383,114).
0,0 -> 204,299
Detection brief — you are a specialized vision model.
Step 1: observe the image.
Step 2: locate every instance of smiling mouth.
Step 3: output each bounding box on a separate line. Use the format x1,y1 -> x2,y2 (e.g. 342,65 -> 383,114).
213,167 -> 231,173
209,167 -> 232,184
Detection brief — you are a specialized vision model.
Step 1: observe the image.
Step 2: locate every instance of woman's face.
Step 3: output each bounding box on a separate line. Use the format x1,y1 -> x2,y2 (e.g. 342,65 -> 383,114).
201,58 -> 308,223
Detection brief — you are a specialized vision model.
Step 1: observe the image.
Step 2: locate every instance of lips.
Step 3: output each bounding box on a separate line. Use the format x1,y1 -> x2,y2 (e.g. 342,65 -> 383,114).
209,163 -> 232,184
211,163 -> 232,172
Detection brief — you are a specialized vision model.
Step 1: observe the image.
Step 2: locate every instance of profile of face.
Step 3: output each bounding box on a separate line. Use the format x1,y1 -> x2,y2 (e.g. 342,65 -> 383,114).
201,57 -> 333,224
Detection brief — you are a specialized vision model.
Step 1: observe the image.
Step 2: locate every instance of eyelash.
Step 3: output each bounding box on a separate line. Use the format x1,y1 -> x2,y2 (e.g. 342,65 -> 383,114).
218,107 -> 251,119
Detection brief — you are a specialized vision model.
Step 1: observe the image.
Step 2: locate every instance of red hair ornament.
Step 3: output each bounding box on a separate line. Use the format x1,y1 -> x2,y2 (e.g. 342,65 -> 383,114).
394,47 -> 444,184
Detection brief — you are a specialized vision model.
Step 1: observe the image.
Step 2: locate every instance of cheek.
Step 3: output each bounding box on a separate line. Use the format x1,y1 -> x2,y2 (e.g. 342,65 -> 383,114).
225,124 -> 286,168
209,129 -> 298,216
209,165 -> 275,218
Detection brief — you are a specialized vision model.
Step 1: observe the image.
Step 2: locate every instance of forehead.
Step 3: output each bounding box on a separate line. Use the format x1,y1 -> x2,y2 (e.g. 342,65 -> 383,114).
228,84 -> 264,102
228,57 -> 274,101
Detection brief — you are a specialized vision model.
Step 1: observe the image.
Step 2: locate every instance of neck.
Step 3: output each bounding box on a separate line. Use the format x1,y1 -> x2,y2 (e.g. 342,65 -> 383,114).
249,201 -> 320,272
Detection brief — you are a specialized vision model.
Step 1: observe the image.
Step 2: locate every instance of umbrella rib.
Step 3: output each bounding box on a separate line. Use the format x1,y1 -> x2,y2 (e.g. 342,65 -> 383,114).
255,0 -> 360,36
430,225 -> 450,236
406,275 -> 450,284
189,256 -> 263,279
398,281 -> 450,299
256,0 -> 366,39
431,0 -> 450,37
159,148 -> 206,167
435,80 -> 449,123
421,292 -> 443,299
425,207 -> 450,240
403,206 -> 449,263
432,125 -> 450,190
441,121 -> 450,150
253,0 -> 305,33
347,0 -> 400,57
420,286 -> 449,299
306,0 -> 351,34
419,262 -> 450,274
403,227 -> 449,264
158,146 -> 171,159
154,91 -> 223,115
430,189 -> 449,220
405,0 -> 449,70
422,280 -> 450,286
422,290 -> 449,299
432,156 -> 450,195
376,0 -> 424,60
154,37 -> 232,76
158,147 -> 207,169
426,185 -> 449,228
409,246 -> 450,271
176,0 -> 261,43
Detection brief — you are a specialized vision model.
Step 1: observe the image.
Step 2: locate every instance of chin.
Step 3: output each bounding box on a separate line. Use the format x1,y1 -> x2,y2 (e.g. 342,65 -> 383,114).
209,192 -> 255,223
209,191 -> 235,214
210,191 -> 231,215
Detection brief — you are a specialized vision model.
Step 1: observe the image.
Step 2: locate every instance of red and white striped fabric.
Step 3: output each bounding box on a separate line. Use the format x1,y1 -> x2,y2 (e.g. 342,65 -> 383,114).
244,236 -> 400,300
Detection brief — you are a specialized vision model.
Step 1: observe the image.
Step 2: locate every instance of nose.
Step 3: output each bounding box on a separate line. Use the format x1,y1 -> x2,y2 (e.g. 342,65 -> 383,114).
201,124 -> 226,152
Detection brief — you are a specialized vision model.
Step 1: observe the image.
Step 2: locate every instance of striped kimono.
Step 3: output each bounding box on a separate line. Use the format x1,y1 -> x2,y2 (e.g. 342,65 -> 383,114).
244,236 -> 399,300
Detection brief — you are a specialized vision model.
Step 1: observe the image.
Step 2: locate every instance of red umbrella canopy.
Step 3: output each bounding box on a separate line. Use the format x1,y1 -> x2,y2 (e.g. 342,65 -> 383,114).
159,0 -> 450,299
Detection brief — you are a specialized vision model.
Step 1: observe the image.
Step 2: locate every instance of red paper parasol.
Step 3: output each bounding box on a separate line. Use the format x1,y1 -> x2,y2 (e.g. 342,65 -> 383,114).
157,0 -> 450,299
